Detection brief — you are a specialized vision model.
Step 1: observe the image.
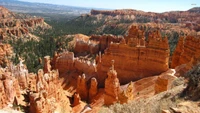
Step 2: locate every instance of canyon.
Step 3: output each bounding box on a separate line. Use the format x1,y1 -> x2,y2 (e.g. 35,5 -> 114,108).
0,5 -> 200,113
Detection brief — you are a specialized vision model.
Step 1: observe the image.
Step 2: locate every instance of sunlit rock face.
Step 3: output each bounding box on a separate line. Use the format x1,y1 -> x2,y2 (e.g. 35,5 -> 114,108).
171,35 -> 200,70
104,60 -> 120,106
73,34 -> 122,56
29,69 -> 72,113
89,77 -> 98,102
97,26 -> 170,87
77,74 -> 89,101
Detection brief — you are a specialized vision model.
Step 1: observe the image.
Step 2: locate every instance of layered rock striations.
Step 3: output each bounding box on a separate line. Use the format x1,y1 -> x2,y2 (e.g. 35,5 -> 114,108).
97,26 -> 170,86
72,34 -> 123,56
171,35 -> 200,69
53,51 -> 97,75
90,34 -> 123,53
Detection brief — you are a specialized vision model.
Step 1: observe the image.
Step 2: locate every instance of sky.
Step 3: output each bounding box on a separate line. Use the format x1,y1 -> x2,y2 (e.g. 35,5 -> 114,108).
19,0 -> 200,13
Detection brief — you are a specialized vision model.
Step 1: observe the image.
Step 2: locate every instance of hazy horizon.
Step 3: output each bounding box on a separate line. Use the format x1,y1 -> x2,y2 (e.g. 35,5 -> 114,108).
18,0 -> 200,13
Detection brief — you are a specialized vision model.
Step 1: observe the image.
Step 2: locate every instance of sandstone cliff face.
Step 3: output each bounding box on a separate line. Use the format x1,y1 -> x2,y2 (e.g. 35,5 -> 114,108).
97,26 -> 170,86
90,34 -> 123,53
54,52 -> 75,74
73,34 -> 122,56
171,35 -> 200,69
0,6 -> 50,40
53,51 -> 97,75
90,9 -> 200,32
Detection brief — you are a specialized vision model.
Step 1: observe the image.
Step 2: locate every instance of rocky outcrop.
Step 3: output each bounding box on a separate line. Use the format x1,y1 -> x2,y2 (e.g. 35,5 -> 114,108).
154,77 -> 168,94
89,77 -> 98,101
72,93 -> 81,107
91,9 -> 156,17
29,69 -> 72,113
90,34 -> 123,53
74,35 -> 99,56
171,35 -> 200,69
54,51 -> 75,74
0,43 -> 13,67
77,74 -> 88,101
43,56 -> 51,74
104,60 -> 120,105
53,51 -> 97,75
90,9 -> 200,31
27,73 -> 37,92
0,6 -> 50,40
0,69 -> 21,108
73,34 -> 122,56
97,26 -> 170,86
119,82 -> 134,104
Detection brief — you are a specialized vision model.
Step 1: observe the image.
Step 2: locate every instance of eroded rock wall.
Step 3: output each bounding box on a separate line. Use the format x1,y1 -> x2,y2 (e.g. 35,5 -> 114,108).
171,35 -> 200,69
97,26 -> 170,86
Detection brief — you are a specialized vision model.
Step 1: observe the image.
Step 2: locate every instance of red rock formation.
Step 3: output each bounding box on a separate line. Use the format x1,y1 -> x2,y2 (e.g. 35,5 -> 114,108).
0,80 -> 7,109
53,51 -> 97,75
0,6 -> 50,40
154,77 -> 168,94
0,6 -> 13,19
97,26 -> 170,86
89,77 -> 98,102
54,51 -> 75,74
77,74 -> 88,101
43,56 -> 51,73
74,58 -> 97,75
90,34 -> 123,53
171,35 -> 200,69
171,37 -> 184,68
27,73 -> 37,92
72,34 -> 123,56
72,93 -> 81,107
119,82 -> 134,104
29,69 -> 72,113
0,68 -> 22,108
91,9 -> 156,17
104,60 -> 120,105
2,72 -> 15,105
0,43 -> 13,67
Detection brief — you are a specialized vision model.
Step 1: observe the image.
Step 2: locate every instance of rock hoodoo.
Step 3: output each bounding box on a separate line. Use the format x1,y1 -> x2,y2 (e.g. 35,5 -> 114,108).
77,74 -> 89,101
119,82 -> 134,104
43,56 -> 51,74
104,60 -> 120,105
29,67 -> 71,113
89,77 -> 98,101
